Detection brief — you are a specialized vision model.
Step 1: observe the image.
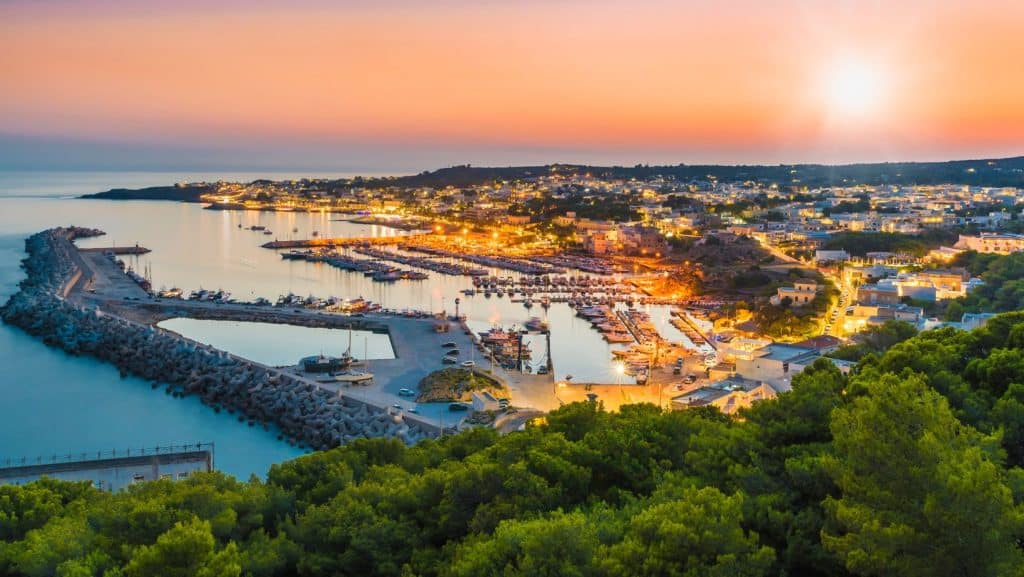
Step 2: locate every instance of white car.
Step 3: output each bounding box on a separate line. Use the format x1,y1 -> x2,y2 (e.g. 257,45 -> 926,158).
461,360 -> 476,368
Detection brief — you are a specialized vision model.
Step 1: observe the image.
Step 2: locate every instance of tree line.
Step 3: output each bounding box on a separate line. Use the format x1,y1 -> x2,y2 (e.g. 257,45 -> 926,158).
4,314 -> 1024,576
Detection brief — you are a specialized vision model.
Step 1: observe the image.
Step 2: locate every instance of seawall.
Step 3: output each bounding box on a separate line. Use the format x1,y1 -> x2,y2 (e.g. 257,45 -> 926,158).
0,227 -> 433,451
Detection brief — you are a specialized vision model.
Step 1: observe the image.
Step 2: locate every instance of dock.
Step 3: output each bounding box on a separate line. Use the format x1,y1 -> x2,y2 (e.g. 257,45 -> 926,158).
262,235 -> 423,249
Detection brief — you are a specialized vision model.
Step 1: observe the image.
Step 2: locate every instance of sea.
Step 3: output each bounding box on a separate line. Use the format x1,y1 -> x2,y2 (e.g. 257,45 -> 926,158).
0,171 -> 692,478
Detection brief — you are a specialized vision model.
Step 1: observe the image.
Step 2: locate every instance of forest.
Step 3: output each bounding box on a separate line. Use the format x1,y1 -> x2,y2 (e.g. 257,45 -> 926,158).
3,313 -> 1024,576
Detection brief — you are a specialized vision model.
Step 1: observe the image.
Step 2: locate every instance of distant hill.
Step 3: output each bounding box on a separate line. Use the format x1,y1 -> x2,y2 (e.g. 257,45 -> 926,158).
79,156 -> 1024,199
80,184 -> 213,202
369,156 -> 1024,189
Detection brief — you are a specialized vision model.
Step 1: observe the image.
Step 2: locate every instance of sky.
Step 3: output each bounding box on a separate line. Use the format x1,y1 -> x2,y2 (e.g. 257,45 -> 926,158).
2,0 -> 1023,173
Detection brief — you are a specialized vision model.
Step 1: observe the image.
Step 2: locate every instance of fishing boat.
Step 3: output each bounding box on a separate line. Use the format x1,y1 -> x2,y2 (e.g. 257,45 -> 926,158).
524,317 -> 548,332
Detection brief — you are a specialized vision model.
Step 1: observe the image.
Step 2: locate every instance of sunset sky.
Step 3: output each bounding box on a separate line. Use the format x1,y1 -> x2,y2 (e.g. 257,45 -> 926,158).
2,0 -> 1023,172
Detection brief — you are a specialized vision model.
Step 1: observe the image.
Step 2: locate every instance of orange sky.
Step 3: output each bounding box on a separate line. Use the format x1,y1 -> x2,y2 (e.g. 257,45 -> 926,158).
2,0 -> 1023,169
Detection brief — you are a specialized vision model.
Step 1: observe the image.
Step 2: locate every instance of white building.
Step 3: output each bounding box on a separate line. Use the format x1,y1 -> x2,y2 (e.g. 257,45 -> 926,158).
953,233 -> 1024,255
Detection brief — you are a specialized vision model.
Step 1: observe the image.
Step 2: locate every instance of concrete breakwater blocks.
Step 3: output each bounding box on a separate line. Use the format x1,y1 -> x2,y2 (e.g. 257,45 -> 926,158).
1,227 -> 431,451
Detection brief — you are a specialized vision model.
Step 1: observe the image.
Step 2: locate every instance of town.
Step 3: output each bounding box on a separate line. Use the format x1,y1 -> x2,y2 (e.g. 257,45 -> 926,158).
105,160 -> 1024,416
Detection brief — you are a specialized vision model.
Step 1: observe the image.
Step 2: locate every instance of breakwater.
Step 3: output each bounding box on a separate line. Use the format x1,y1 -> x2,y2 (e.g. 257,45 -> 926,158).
0,227 -> 432,451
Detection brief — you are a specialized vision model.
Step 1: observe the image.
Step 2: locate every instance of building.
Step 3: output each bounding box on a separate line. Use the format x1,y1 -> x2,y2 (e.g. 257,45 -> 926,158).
792,335 -> 842,354
961,312 -> 998,331
0,444 -> 214,492
584,231 -> 611,255
856,268 -> 972,304
471,391 -> 501,412
857,283 -> 900,305
617,225 -> 667,256
917,269 -> 969,297
772,280 -> 818,306
815,249 -> 850,263
734,343 -> 824,391
670,376 -> 777,415
843,303 -> 924,332
953,233 -> 1024,254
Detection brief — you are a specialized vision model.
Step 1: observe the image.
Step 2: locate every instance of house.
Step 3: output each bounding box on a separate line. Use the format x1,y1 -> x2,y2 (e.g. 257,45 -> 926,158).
857,283 -> 900,305
670,376 -> 777,414
771,280 -> 818,306
843,303 -> 924,332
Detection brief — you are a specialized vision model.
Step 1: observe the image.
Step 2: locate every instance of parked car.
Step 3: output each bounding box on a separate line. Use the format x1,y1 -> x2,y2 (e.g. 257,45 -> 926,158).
461,360 -> 476,368
442,341 -> 457,348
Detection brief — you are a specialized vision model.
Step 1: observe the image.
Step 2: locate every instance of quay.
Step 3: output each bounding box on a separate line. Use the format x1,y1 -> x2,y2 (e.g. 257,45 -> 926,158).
80,245 -> 151,255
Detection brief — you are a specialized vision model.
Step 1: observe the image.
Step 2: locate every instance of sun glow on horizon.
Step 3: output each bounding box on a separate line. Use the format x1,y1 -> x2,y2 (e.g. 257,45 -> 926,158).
821,56 -> 888,122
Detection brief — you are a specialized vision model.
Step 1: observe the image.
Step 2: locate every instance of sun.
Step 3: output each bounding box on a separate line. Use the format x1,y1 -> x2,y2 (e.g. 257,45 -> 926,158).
822,57 -> 886,120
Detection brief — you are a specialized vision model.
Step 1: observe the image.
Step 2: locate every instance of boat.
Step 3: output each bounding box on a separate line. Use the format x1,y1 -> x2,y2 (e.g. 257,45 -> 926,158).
157,287 -> 182,299
318,371 -> 373,384
524,317 -> 548,332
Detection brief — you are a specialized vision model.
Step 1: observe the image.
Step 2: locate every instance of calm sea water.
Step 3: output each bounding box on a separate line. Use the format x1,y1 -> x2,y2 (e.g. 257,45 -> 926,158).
157,318 -> 396,367
0,171 -> 687,477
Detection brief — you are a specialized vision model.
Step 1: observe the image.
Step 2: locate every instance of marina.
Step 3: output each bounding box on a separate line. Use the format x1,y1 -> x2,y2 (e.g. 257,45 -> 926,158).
0,187 -> 708,480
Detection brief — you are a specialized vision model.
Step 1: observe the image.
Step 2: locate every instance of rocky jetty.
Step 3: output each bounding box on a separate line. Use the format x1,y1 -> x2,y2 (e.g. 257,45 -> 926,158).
1,227 -> 431,450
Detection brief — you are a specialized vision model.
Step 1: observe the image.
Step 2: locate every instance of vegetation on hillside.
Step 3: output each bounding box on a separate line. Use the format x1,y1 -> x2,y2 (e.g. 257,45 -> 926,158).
952,250 -> 1024,313
4,314 -> 1024,576
752,275 -> 838,341
820,230 -> 959,257
415,368 -> 506,403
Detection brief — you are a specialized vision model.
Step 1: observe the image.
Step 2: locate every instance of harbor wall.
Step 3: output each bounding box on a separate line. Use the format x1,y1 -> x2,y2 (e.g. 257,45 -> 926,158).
1,228 -> 434,451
